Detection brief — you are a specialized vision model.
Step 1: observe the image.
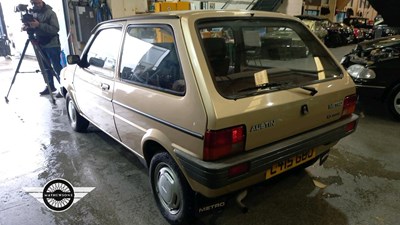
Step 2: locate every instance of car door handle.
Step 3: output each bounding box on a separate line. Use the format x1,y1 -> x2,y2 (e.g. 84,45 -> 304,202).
101,83 -> 110,91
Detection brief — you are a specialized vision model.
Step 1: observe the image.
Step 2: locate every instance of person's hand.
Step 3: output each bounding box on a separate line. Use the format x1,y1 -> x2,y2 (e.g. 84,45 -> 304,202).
21,24 -> 29,31
28,19 -> 40,28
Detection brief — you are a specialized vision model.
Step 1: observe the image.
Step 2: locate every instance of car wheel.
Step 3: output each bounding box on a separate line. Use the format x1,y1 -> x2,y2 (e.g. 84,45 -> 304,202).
66,93 -> 89,132
387,84 -> 400,121
150,152 -> 195,225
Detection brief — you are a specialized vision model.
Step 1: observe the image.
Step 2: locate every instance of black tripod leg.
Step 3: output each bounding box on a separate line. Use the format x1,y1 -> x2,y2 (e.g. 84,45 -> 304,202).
31,43 -> 56,105
4,39 -> 30,103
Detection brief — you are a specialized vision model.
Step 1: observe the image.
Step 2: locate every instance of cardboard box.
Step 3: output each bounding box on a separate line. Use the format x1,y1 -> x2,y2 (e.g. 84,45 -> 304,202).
154,2 -> 177,12
177,2 -> 190,10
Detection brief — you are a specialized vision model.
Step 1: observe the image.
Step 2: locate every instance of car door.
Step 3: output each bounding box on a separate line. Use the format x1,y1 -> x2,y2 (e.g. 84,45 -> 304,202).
113,24 -> 206,156
73,25 -> 123,139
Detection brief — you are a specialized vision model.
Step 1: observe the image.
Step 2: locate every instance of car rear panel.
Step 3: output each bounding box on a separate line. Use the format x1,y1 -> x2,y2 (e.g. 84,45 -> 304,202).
210,76 -> 355,151
179,11 -> 356,152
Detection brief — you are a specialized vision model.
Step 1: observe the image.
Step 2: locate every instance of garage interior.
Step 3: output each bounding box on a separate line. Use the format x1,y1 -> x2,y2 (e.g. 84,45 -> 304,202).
0,0 -> 399,225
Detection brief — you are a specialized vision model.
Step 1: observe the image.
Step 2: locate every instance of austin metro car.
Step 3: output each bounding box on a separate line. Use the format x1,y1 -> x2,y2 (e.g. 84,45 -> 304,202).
60,10 -> 359,224
341,35 -> 400,120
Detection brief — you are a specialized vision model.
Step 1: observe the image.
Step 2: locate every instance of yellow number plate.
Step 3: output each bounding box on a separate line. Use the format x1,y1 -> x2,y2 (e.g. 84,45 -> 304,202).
266,149 -> 316,179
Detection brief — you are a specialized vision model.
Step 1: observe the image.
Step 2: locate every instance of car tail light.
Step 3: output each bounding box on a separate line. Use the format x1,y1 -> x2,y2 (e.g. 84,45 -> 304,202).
203,125 -> 245,161
342,94 -> 357,118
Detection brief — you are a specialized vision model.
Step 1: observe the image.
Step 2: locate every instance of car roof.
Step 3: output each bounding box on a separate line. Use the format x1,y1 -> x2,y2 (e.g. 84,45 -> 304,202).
95,10 -> 297,26
91,10 -> 303,35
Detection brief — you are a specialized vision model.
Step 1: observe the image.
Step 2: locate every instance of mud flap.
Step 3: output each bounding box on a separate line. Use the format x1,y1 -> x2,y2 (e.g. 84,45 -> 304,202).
319,151 -> 330,166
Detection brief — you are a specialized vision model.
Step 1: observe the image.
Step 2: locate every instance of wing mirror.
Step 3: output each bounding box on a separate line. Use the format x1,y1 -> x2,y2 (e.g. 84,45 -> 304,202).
67,55 -> 80,65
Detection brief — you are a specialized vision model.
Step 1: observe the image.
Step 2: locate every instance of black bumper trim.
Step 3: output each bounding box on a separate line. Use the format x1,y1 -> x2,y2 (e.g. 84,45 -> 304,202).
175,114 -> 359,189
355,84 -> 385,89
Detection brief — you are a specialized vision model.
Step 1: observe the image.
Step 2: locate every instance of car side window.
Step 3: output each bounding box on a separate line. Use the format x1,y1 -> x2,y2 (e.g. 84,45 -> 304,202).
120,25 -> 185,95
86,27 -> 122,78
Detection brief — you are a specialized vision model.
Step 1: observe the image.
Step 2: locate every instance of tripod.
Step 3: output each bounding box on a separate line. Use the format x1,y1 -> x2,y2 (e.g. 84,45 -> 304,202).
4,31 -> 58,104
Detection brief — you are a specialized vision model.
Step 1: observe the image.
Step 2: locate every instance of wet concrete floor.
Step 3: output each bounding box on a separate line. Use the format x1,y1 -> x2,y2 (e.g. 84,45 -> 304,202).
0,45 -> 399,225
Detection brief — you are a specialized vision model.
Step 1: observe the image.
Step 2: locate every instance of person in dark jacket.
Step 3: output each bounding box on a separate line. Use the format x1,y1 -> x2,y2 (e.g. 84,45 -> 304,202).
23,0 -> 63,96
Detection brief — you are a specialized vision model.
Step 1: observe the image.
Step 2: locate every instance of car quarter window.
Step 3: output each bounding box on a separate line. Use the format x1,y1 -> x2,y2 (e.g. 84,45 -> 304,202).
86,27 -> 122,78
119,25 -> 185,95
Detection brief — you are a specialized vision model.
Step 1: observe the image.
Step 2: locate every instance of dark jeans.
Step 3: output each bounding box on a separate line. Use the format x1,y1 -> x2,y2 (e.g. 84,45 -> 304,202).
41,47 -> 63,89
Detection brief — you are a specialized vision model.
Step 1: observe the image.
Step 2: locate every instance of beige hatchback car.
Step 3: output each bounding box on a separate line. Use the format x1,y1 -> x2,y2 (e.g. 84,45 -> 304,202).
61,10 -> 359,224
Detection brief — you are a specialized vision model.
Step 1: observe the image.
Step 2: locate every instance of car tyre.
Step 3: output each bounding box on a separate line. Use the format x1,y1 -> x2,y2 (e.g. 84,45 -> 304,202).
150,152 -> 195,225
387,84 -> 400,121
66,93 -> 89,132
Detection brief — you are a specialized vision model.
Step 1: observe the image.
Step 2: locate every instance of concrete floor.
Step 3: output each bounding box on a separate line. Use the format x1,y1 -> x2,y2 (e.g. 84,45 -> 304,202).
0,45 -> 399,225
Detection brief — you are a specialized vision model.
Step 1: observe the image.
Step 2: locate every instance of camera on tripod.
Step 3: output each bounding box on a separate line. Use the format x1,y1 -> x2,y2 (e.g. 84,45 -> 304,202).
14,4 -> 35,25
5,3 -> 59,104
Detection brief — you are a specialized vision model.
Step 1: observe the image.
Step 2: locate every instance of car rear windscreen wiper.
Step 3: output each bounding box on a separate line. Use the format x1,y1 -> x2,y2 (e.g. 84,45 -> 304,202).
238,82 -> 286,93
300,86 -> 318,96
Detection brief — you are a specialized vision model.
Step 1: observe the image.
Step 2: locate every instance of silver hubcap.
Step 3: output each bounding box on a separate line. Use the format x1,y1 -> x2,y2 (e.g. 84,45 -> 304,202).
394,91 -> 400,115
155,164 -> 182,215
68,100 -> 77,125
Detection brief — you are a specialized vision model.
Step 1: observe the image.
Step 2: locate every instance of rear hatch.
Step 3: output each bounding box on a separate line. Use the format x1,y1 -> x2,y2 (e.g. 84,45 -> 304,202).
196,16 -> 356,153
211,77 -> 355,151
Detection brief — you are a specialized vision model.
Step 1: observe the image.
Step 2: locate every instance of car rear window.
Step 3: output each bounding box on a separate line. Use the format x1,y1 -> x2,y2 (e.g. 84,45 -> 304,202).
197,18 -> 343,99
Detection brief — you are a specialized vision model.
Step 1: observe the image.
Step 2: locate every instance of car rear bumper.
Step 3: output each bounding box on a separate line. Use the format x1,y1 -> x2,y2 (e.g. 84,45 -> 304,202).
175,114 -> 358,194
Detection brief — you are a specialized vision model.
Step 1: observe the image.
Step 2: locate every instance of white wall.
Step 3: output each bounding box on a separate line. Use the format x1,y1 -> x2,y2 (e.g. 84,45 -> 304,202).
108,0 -> 148,17
51,1 -> 69,55
1,0 -> 69,57
2,0 -> 34,56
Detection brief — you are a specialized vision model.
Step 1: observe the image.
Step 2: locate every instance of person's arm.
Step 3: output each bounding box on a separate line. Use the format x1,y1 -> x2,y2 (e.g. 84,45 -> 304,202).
37,11 -> 59,35
29,11 -> 59,36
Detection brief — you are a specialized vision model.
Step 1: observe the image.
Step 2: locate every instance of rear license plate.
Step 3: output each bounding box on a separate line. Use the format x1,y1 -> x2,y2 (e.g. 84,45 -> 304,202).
266,149 -> 316,179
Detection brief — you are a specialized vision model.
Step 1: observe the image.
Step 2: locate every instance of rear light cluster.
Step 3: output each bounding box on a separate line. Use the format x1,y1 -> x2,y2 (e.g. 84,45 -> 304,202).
342,94 -> 358,132
341,94 -> 357,118
203,125 -> 245,161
